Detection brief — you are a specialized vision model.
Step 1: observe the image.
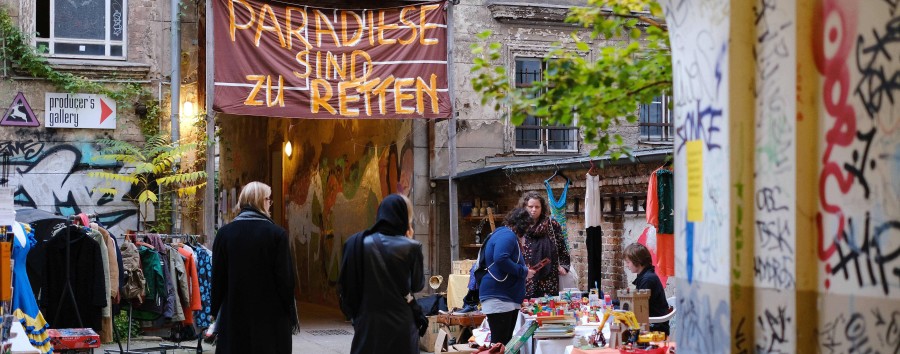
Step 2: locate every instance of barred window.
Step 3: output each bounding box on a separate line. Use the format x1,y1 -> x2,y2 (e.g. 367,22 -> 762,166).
514,58 -> 578,152
36,0 -> 127,59
639,95 -> 672,142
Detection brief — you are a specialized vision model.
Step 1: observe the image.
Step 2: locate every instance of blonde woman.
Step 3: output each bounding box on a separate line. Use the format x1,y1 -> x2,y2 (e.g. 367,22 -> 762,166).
211,181 -> 298,353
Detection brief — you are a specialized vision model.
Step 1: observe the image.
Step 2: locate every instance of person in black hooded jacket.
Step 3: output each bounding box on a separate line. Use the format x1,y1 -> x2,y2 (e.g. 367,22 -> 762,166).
338,194 -> 425,354
211,181 -> 298,354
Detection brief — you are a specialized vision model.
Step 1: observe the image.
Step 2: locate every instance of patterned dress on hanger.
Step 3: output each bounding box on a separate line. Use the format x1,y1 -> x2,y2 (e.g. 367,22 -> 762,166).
12,223 -> 53,353
544,179 -> 570,248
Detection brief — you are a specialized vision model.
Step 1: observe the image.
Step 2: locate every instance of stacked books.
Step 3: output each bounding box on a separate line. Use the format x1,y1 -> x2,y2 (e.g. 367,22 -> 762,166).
533,314 -> 576,339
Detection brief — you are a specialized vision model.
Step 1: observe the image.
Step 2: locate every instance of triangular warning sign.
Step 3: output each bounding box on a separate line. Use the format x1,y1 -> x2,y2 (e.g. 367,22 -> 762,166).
1,92 -> 39,127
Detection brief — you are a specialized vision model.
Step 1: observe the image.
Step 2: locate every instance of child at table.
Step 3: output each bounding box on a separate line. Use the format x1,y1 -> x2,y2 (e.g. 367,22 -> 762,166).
623,243 -> 670,335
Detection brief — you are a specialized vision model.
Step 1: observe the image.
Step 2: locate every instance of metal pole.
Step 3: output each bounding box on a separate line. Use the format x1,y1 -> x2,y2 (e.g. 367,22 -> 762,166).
203,0 -> 216,242
447,0 -> 459,262
170,0 -> 181,233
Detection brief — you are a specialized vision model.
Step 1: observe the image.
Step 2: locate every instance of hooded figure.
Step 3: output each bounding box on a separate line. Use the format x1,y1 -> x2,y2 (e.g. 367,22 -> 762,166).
339,194 -> 425,354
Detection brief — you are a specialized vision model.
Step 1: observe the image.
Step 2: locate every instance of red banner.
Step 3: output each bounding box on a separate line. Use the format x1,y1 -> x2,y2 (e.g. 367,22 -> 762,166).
213,0 -> 450,119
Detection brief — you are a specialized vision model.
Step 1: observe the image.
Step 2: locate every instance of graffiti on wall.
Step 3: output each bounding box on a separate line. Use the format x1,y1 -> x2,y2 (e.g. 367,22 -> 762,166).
662,0 -> 731,351
754,0 -> 797,352
283,120 -> 414,305
0,140 -> 138,235
816,0 -> 900,352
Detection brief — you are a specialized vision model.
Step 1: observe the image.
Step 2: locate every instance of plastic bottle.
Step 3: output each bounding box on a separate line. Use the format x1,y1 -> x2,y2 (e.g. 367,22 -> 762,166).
604,294 -> 612,310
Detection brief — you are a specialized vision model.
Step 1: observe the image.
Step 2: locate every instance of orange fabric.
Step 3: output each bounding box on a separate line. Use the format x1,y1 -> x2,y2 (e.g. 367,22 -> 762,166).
177,247 -> 203,325
646,168 -> 660,227
656,233 -> 675,278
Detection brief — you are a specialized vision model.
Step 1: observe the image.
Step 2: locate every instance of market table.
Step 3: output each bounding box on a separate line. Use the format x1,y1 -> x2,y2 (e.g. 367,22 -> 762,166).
10,321 -> 41,354
512,312 -> 610,354
447,274 -> 470,310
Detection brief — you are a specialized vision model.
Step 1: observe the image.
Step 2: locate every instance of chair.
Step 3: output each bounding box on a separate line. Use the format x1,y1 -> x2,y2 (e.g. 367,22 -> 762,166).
649,296 -> 676,324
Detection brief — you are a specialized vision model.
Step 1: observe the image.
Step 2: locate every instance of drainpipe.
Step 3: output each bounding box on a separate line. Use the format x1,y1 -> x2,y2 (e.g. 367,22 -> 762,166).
447,0 -> 459,262
203,0 -> 217,243
170,0 -> 181,232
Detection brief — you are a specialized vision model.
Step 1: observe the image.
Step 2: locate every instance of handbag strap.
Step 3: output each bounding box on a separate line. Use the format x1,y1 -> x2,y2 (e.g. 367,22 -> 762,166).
370,234 -> 414,303
484,234 -> 522,283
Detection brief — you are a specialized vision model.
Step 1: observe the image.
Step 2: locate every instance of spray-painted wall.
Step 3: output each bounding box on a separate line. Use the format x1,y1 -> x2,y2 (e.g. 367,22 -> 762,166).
662,0 -> 900,352
278,119 -> 414,305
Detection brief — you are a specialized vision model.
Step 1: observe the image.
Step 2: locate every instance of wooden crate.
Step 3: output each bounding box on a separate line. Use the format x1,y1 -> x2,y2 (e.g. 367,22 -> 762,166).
452,259 -> 477,275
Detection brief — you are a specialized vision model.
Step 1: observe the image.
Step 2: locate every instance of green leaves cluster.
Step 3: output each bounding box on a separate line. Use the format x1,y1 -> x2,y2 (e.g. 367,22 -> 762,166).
89,135 -> 208,230
0,8 -> 145,104
470,0 -> 672,159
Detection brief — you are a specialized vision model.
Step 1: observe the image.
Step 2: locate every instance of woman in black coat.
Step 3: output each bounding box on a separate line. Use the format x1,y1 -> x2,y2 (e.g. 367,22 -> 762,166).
338,194 -> 425,354
211,181 -> 298,353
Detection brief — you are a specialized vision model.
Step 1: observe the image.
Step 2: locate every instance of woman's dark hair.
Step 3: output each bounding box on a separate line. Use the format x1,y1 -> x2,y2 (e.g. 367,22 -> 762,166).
518,191 -> 547,220
504,207 -> 533,236
624,243 -> 653,269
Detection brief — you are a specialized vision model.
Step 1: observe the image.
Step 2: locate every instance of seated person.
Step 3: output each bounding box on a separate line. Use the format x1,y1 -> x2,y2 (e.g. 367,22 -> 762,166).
623,243 -> 670,335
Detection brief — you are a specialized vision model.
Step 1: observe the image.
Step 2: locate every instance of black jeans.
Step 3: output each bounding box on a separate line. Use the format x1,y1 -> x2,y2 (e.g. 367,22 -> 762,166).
462,288 -> 480,307
486,310 -> 519,345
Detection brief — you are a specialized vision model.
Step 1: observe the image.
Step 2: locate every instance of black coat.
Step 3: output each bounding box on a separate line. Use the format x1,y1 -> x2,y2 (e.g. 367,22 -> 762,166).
211,209 -> 297,354
346,233 -> 424,354
41,226 -> 106,331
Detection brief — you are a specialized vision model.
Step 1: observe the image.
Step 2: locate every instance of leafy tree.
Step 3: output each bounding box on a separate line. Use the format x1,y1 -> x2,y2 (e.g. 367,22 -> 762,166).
89,135 -> 207,231
470,0 -> 671,159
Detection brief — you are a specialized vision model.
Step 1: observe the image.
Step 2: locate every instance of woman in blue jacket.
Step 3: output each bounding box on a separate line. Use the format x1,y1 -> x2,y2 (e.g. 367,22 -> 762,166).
479,207 -> 535,345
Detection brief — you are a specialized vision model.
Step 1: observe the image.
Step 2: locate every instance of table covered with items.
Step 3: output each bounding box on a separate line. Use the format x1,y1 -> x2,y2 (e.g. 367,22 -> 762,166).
455,288 -> 674,354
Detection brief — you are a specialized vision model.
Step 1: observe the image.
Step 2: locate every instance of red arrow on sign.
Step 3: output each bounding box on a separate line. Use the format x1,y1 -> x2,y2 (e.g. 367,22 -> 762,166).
100,98 -> 113,124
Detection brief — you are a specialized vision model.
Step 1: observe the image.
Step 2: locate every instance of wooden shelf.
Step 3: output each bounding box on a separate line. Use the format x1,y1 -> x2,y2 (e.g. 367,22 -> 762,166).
462,244 -> 483,248
462,215 -> 505,221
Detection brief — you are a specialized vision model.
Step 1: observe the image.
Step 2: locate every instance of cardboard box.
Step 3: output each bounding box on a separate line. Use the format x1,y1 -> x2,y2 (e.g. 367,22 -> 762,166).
434,329 -> 478,353
421,316 -> 463,352
47,328 -> 100,349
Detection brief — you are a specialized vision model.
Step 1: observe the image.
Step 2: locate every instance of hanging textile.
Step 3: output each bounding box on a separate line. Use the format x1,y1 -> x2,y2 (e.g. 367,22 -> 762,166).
655,168 -> 674,277
11,223 -> 52,353
193,245 -> 213,328
584,173 -> 603,291
544,179 -> 570,247
42,225 -> 106,331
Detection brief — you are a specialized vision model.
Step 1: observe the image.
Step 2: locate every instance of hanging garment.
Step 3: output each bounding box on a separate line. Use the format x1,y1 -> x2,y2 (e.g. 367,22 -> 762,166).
42,225 -> 106,331
656,169 -> 674,278
88,229 -> 112,343
585,173 -> 602,228
177,246 -> 202,325
193,245 -> 213,328
585,226 -> 603,291
544,179 -> 570,246
133,246 -> 166,321
11,223 -> 52,354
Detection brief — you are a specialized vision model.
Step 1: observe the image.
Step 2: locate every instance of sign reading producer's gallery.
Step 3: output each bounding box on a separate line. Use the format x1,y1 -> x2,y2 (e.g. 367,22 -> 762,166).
44,93 -> 117,129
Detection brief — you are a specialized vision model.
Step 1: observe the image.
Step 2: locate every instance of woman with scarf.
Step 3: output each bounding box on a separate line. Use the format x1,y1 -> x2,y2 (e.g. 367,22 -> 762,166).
520,191 -> 571,298
211,181 -> 298,353
339,194 -> 425,354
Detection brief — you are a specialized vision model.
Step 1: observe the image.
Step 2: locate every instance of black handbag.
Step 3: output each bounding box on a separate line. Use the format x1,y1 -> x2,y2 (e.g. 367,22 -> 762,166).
370,234 -> 428,337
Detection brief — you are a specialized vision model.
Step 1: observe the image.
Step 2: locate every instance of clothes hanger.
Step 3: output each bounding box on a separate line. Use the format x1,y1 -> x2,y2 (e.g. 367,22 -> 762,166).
544,165 -> 570,184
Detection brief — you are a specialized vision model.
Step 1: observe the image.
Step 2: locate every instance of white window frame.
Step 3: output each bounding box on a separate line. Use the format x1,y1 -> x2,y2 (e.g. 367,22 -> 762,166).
512,56 -> 579,153
35,0 -> 128,60
638,94 -> 673,143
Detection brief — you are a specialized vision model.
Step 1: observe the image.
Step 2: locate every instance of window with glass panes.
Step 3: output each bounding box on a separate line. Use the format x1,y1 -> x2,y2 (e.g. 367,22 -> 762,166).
514,58 -> 578,152
36,0 -> 127,59
639,95 -> 672,142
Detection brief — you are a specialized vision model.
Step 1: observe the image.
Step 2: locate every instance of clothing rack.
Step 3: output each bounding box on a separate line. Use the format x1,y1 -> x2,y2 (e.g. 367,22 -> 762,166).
107,233 -> 205,354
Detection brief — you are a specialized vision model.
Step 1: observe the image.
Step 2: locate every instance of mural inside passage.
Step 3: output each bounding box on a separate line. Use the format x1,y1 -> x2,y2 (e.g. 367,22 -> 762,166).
284,120 -> 413,304
815,0 -> 900,352
0,140 -> 138,235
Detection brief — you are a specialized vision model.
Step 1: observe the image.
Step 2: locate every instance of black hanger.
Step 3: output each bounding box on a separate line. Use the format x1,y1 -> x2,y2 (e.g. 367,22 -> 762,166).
545,165 -> 570,184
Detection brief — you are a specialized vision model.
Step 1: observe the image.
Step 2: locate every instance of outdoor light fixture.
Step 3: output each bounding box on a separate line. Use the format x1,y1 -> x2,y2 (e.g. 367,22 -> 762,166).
284,141 -> 293,157
182,101 -> 194,118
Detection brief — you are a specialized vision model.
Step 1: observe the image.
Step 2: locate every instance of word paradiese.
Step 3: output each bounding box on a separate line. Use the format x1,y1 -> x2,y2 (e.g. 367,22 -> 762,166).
228,1 -> 444,116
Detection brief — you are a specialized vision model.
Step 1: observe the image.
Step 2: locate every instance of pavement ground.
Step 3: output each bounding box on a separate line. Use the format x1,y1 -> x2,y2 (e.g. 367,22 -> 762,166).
98,302 -> 431,353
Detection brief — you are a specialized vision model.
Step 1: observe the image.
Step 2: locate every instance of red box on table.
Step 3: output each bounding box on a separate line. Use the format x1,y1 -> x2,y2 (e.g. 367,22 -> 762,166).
47,328 -> 101,349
